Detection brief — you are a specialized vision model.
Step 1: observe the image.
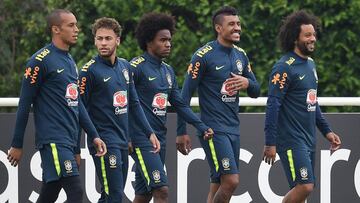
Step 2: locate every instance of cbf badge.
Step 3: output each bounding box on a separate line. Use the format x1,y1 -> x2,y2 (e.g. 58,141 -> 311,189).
236,59 -> 243,75
313,68 -> 318,82
109,155 -> 117,168
166,73 -> 172,88
122,69 -> 129,84
64,160 -> 73,173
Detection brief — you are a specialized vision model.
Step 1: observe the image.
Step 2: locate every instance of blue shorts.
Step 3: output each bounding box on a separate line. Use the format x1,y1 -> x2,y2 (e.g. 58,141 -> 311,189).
278,148 -> 316,188
199,133 -> 240,183
39,143 -> 79,183
131,143 -> 168,195
92,147 -> 128,203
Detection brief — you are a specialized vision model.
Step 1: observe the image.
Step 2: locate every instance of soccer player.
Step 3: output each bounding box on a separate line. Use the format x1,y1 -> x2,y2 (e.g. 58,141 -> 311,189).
79,17 -> 160,203
129,13 -> 214,203
177,6 -> 260,203
262,10 -> 341,203
7,9 -> 107,203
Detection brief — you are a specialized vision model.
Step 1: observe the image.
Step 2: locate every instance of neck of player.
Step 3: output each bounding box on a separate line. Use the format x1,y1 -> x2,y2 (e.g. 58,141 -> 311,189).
217,36 -> 234,48
52,38 -> 70,51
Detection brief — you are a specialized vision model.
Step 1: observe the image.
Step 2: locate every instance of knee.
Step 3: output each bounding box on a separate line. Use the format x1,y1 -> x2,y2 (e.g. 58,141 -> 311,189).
153,186 -> 169,199
222,174 -> 239,190
298,183 -> 314,194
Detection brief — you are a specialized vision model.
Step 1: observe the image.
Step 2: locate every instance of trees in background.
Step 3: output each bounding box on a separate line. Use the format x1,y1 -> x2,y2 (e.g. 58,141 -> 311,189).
1,0 -> 359,111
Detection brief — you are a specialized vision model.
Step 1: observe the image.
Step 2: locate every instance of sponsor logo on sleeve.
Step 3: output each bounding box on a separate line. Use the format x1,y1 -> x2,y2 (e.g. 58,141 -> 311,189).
271,72 -> 288,89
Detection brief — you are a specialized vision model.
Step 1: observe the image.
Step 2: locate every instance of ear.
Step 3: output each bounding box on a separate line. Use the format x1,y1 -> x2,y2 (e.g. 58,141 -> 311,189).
52,25 -> 60,34
116,37 -> 120,45
215,24 -> 222,34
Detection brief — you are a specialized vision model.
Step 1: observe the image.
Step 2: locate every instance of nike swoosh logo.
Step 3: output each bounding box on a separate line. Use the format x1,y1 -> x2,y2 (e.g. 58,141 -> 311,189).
215,65 -> 224,70
299,75 -> 305,80
148,77 -> 156,81
104,77 -> 111,82
57,68 -> 64,73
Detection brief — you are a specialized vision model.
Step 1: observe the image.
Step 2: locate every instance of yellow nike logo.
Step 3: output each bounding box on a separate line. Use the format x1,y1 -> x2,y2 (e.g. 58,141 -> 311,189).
104,77 -> 111,82
299,75 -> 305,80
57,68 -> 64,73
148,77 -> 156,81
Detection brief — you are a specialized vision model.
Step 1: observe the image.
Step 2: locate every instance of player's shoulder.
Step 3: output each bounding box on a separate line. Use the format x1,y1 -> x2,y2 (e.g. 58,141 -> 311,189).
162,61 -> 175,73
193,41 -> 215,58
129,56 -> 146,68
233,44 -> 247,56
80,58 -> 97,73
29,44 -> 53,64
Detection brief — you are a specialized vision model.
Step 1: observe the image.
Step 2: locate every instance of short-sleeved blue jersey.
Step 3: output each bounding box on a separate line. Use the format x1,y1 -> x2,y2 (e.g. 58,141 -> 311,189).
79,55 -> 153,151
12,43 -> 98,150
265,52 -> 331,151
129,52 -> 209,146
177,40 -> 260,136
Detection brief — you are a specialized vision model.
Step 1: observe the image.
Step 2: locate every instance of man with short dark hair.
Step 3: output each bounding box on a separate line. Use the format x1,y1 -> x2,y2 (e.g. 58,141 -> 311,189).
79,17 -> 159,203
7,9 -> 107,203
177,6 -> 260,203
262,10 -> 341,203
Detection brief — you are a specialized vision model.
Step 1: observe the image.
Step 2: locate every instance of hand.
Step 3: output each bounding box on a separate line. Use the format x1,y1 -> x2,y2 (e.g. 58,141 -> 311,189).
176,134 -> 192,155
7,147 -> 23,167
75,154 -> 81,168
262,145 -> 276,165
149,133 -> 161,153
224,73 -> 249,92
203,128 -> 214,140
326,132 -> 341,153
93,138 -> 107,157
128,142 -> 134,154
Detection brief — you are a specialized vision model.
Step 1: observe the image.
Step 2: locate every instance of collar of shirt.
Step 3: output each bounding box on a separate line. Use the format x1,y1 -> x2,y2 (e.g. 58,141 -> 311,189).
144,52 -> 162,66
96,55 -> 118,68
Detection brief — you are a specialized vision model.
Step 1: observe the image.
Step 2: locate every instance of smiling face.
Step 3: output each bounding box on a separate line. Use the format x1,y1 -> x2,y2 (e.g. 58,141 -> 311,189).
94,28 -> 120,59
295,24 -> 317,57
215,15 -> 241,46
147,29 -> 172,59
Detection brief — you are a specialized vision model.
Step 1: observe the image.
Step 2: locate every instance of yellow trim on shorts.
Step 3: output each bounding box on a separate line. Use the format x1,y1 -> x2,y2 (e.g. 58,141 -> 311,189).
135,147 -> 150,185
287,149 -> 296,181
100,156 -> 109,194
209,138 -> 219,172
50,143 -> 61,176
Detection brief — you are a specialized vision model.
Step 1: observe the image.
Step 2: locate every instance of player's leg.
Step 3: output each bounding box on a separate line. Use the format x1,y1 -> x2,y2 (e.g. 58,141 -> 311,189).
37,180 -> 62,203
199,133 -> 240,203
212,134 -> 240,203
38,143 -> 81,202
131,145 -> 168,203
92,147 -> 126,203
279,149 -> 315,203
207,183 -> 220,203
60,175 -> 83,203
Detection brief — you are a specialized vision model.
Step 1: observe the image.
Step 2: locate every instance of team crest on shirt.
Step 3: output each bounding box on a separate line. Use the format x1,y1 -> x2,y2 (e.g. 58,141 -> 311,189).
152,170 -> 161,183
65,83 -> 79,106
166,73 -> 172,88
152,93 -> 168,116
236,59 -> 243,75
109,155 -> 117,168
222,158 -> 230,170
64,160 -> 73,173
122,69 -> 129,84
300,167 -> 308,180
113,91 -> 128,115
306,89 -> 317,111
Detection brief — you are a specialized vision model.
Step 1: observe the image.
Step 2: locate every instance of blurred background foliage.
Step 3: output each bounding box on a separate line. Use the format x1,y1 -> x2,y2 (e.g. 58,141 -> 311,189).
0,0 -> 359,112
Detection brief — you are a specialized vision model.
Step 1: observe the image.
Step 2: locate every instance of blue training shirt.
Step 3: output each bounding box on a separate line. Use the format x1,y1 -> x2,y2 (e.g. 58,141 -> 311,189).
79,55 -> 154,152
177,40 -> 260,136
129,52 -> 209,146
12,43 -> 99,151
265,52 -> 331,152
